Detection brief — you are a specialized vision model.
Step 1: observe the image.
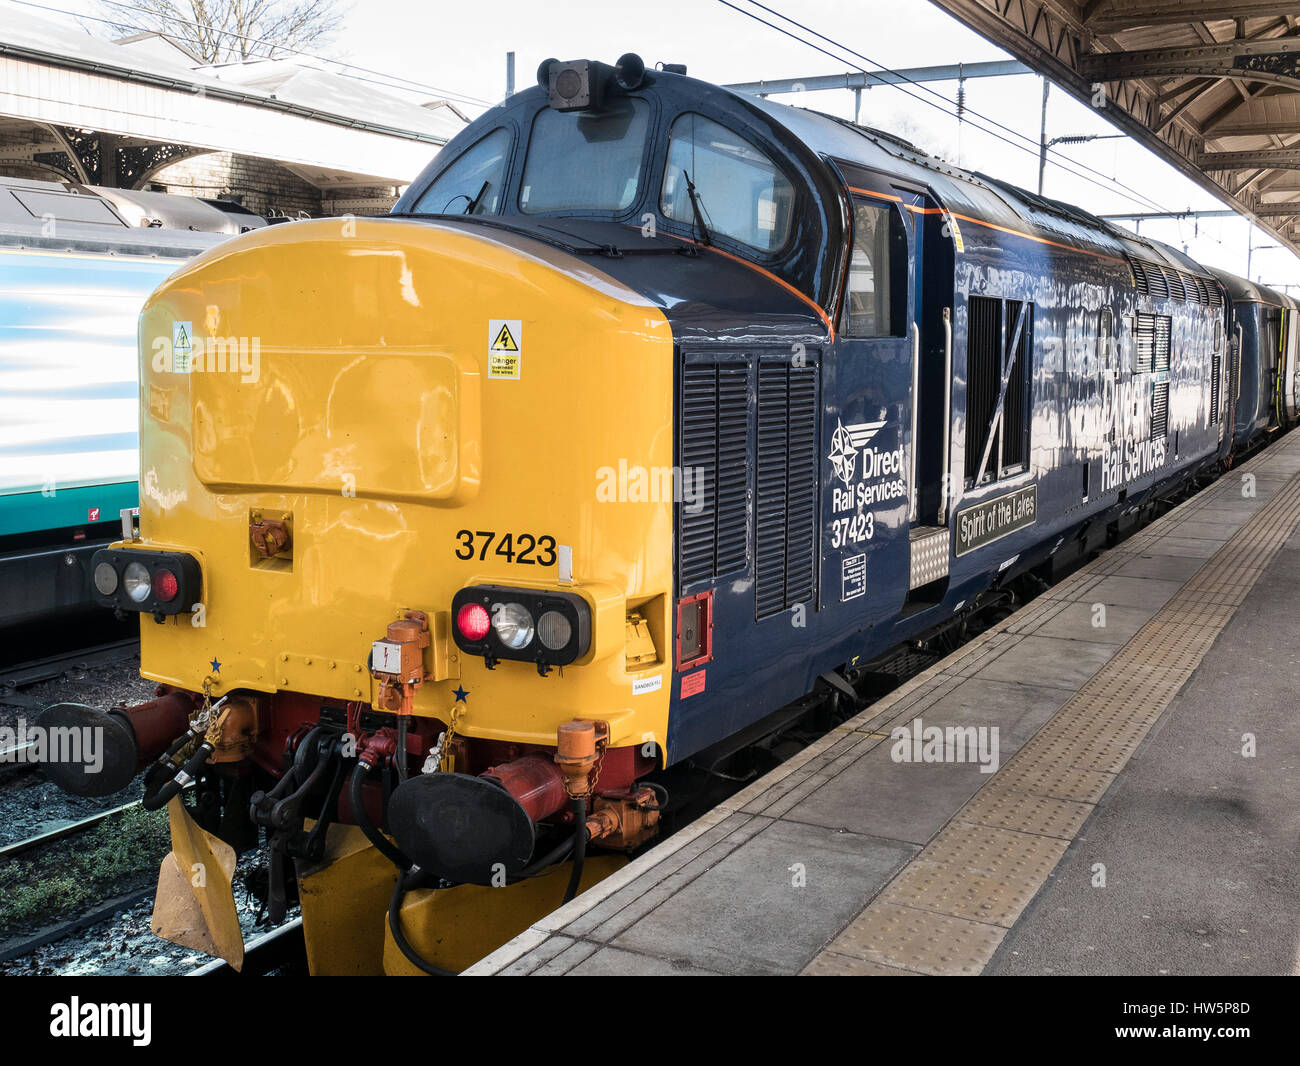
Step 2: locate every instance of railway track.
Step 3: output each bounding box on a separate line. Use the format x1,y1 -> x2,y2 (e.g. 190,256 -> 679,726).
0,638 -> 140,775
0,798 -> 146,860
0,638 -> 138,694
191,918 -> 308,976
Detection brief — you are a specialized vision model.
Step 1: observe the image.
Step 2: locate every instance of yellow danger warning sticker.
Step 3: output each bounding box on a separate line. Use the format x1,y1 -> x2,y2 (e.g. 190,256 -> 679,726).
488,319 -> 522,379
948,215 -> 965,254
172,320 -> 193,373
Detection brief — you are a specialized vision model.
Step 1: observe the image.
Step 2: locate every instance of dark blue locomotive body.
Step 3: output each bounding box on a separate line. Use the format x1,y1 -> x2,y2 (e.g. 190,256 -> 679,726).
397,59 -> 1293,766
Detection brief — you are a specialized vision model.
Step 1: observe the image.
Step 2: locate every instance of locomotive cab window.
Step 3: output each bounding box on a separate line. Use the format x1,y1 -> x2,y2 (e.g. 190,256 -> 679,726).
520,97 -> 650,214
411,127 -> 512,216
842,199 -> 908,337
660,113 -> 794,253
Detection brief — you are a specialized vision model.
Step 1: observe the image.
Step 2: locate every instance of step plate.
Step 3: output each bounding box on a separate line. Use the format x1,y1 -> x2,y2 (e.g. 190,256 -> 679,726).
909,526 -> 950,590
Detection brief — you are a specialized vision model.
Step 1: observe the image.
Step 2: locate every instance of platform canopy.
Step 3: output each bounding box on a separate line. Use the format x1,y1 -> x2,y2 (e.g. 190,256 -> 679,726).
929,1 -> 1300,257
0,5 -> 467,194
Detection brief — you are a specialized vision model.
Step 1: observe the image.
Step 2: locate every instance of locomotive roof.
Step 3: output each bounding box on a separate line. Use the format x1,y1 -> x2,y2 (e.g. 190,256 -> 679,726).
737,90 -> 1215,282
1209,266 -> 1298,310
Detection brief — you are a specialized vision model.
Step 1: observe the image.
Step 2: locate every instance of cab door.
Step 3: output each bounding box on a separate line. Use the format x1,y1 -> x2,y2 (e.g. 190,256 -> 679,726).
821,163 -> 939,628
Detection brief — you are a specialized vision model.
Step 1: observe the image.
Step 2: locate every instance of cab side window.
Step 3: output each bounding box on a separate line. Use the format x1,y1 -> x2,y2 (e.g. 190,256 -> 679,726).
842,199 -> 907,338
411,128 -> 512,216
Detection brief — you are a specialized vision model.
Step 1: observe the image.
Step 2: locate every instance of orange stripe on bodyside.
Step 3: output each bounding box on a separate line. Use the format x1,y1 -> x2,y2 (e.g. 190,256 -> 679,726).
657,231 -> 835,339
847,186 -> 1131,266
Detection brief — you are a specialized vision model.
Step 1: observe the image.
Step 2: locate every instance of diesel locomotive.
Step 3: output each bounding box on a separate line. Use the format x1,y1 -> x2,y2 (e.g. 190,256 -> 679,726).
38,54 -> 1300,973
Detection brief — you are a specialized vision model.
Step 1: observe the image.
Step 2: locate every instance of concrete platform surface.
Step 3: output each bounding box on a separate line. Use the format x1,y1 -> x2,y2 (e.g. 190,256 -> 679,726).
467,435 -> 1300,976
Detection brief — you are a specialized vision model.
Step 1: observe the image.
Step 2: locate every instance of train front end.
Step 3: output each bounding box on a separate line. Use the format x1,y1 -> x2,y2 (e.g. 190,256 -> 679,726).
44,213 -> 676,972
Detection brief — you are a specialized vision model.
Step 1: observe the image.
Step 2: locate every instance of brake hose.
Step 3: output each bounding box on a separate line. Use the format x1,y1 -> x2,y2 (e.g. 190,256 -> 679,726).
562,796 -> 588,904
350,761 -> 411,870
388,867 -> 456,976
142,738 -> 213,811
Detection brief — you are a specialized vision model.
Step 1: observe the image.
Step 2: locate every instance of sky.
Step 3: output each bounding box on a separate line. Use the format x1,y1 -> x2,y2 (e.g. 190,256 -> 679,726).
21,0 -> 1300,289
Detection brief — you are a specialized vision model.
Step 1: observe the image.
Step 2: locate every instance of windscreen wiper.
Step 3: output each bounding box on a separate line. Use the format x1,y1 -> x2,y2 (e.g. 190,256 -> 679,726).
463,180 -> 490,215
682,170 -> 711,247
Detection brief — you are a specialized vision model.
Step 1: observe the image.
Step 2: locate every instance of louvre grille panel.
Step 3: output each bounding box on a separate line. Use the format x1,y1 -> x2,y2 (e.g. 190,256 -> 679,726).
1002,300 -> 1031,469
965,295 -> 1003,481
1154,316 -> 1172,371
714,368 -> 749,574
783,368 -> 819,609
679,365 -> 720,586
679,363 -> 749,587
1146,266 -> 1170,299
1211,352 -> 1222,424
1135,313 -> 1156,372
1151,380 -> 1169,439
1229,336 -> 1241,406
1164,269 -> 1185,302
755,363 -> 819,618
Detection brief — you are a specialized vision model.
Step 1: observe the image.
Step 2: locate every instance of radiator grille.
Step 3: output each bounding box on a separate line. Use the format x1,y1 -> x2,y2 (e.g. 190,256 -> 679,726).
755,362 -> 819,618
1211,352 -> 1221,425
1132,260 -> 1149,295
1229,334 -> 1241,404
965,295 -> 1002,481
679,363 -> 749,586
1134,313 -> 1172,372
1146,266 -> 1170,299
1151,380 -> 1169,439
1002,299 -> 1031,470
1154,315 -> 1171,371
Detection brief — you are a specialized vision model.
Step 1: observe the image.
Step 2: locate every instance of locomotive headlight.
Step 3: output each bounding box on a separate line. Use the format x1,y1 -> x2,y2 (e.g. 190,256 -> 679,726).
89,547 -> 202,616
123,561 -> 151,603
451,586 -> 592,673
491,602 -> 535,650
92,562 -> 119,596
537,610 -> 572,650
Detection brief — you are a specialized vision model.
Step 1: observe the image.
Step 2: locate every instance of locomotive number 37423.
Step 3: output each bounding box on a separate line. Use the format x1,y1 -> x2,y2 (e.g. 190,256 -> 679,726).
454,529 -> 557,565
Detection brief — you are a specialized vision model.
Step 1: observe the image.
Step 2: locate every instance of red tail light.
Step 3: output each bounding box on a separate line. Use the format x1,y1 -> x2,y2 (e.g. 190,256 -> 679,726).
151,568 -> 179,602
456,602 -> 491,641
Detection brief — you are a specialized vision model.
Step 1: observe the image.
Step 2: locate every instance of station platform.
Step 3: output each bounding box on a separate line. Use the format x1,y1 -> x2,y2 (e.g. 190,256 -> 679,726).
467,435 -> 1300,976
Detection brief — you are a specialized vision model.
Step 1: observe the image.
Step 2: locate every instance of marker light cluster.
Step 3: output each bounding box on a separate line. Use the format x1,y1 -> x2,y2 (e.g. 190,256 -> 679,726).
452,585 -> 591,672
90,548 -> 201,616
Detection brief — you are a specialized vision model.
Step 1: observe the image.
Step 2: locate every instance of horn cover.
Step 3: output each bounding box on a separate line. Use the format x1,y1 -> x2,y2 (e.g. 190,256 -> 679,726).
388,772 -> 536,885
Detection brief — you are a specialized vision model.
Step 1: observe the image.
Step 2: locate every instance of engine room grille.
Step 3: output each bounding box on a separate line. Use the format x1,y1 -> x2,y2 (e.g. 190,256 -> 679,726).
1130,258 -> 1215,305
966,295 -> 1032,483
1154,316 -> 1171,371
755,362 -> 819,618
1229,334 -> 1241,406
1211,352 -> 1221,425
679,362 -> 749,586
1151,380 -> 1169,440
1134,313 -> 1172,373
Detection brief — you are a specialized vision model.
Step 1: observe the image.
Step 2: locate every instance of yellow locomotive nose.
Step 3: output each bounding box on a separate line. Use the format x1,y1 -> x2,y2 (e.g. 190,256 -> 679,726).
135,214 -> 675,768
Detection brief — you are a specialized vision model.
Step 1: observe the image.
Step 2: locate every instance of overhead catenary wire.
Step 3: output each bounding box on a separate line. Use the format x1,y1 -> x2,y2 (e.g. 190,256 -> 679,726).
717,0 -> 1167,216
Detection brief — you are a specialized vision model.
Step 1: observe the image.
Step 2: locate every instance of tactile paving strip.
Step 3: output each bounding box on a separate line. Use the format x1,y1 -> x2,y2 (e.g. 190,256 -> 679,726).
802,435 -> 1300,977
